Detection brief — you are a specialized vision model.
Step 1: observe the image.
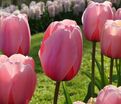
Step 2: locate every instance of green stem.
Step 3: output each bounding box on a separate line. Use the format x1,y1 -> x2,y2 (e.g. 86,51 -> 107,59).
91,42 -> 96,97
101,53 -> 105,86
117,59 -> 121,86
53,81 -> 61,104
109,58 -> 114,84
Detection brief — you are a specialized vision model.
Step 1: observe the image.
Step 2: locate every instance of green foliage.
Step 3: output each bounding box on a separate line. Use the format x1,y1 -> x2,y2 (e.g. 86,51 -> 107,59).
62,82 -> 72,104
29,11 -> 53,34
115,59 -> 121,86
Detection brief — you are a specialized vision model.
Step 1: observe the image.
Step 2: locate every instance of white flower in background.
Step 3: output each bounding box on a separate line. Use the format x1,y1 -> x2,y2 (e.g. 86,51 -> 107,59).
13,10 -> 20,15
21,4 -> 30,17
62,0 -> 72,12
57,0 -> 63,13
29,6 -> 36,19
72,0 -> 85,16
46,1 -> 53,7
34,6 -> 42,19
48,4 -> 56,17
73,4 -> 81,15
29,1 -> 36,7
37,1 -> 45,14
53,1 -> 61,15
0,10 -> 10,17
21,3 -> 27,9
2,5 -> 17,13
9,5 -> 17,13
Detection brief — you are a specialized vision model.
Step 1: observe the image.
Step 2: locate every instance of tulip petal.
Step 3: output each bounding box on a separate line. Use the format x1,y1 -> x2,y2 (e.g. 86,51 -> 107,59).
101,20 -> 121,58
9,54 -> 35,69
18,14 -> 31,55
0,17 -> 4,50
0,62 -> 15,104
61,19 -> 77,26
96,85 -> 120,104
82,2 -> 99,41
1,15 -> 22,56
40,27 -> 77,81
0,55 -> 8,64
12,64 -> 36,104
44,21 -> 59,41
64,27 -> 83,80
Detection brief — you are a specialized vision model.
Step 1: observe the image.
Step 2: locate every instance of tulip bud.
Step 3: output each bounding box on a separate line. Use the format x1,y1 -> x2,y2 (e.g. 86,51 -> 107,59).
39,19 -> 83,81
96,85 -> 121,104
101,20 -> 121,58
0,54 -> 36,104
0,14 -> 31,56
82,1 -> 113,42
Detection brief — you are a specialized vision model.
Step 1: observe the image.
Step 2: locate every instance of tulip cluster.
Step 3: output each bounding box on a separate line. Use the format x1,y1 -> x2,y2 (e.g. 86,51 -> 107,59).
82,0 -> 121,104
0,11 -> 37,103
2,0 -> 121,104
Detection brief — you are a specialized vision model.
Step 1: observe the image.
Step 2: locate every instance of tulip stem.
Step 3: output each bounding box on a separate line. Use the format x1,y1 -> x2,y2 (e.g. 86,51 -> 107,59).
53,81 -> 61,104
109,58 -> 114,84
101,53 -> 105,86
91,42 -> 96,97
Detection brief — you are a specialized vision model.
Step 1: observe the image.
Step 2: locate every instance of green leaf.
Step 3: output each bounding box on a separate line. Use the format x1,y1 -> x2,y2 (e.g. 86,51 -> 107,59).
62,82 -> 72,104
116,59 -> 121,86
82,71 -> 102,90
95,58 -> 108,87
83,81 -> 97,103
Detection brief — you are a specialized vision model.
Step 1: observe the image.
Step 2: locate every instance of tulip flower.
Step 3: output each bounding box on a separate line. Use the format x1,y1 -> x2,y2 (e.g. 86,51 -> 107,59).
101,20 -> 121,59
0,54 -> 36,104
82,1 -> 113,96
114,8 -> 121,20
101,20 -> 121,83
39,19 -> 83,104
96,85 -> 121,104
0,14 -> 31,56
39,19 -> 82,81
82,1 -> 113,41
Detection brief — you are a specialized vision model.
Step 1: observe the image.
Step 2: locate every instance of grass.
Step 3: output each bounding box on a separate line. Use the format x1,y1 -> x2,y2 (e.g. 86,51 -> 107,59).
29,32 -> 112,104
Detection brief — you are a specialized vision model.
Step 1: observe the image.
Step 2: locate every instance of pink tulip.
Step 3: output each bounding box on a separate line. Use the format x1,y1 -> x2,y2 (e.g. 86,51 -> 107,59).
114,8 -> 121,20
101,20 -> 121,58
0,54 -> 36,104
96,85 -> 121,104
39,19 -> 83,81
0,14 -> 31,56
82,1 -> 113,41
